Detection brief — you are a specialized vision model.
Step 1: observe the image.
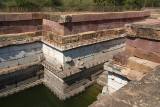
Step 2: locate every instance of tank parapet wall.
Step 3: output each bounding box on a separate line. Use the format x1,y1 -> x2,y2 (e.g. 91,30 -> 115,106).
43,11 -> 150,36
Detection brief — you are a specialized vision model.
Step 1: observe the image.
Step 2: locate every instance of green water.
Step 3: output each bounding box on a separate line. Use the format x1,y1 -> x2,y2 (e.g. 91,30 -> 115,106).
0,84 -> 102,107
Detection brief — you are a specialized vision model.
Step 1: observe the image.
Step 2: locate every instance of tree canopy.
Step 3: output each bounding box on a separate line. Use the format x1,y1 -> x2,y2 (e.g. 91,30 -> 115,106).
0,0 -> 159,11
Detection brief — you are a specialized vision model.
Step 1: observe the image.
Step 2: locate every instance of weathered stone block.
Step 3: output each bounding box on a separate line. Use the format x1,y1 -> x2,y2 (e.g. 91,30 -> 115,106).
7,60 -> 19,68
24,49 -> 35,57
4,14 -> 20,21
127,57 -> 159,73
18,57 -> 31,65
0,14 -> 5,21
5,84 -> 16,90
32,13 -> 43,19
19,14 -> 32,20
113,52 -> 129,66
17,76 -> 38,86
28,55 -> 38,62
121,68 -> 130,76
34,47 -> 42,54
37,54 -> 45,62
0,61 -> 9,69
125,19 -> 160,40
9,51 -> 25,60
0,53 -> 10,61
65,56 -> 72,63
126,38 -> 160,53
82,55 -> 94,63
102,86 -> 108,95
127,70 -> 143,81
125,46 -> 160,63
75,60 -> 84,69
0,47 -> 9,54
8,45 -> 23,52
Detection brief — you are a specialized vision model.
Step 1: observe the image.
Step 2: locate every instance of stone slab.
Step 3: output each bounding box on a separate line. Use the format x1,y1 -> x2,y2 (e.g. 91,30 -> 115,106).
18,57 -> 31,65
126,38 -> 160,53
125,19 -> 160,40
125,46 -> 160,63
127,57 -> 160,73
127,70 -> 143,81
71,11 -> 150,22
17,76 -> 39,86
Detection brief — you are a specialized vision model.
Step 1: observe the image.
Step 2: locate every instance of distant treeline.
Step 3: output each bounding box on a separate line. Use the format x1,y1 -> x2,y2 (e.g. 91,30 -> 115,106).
0,0 -> 159,11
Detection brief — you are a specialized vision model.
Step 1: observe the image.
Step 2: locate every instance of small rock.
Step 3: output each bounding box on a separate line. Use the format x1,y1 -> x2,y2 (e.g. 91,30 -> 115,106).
56,64 -> 63,72
75,60 -> 84,69
65,56 -> 72,63
102,86 -> 108,95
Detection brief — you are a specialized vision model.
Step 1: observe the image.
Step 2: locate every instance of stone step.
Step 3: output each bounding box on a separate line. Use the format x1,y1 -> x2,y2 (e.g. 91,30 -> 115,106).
98,75 -> 108,82
127,57 -> 160,74
102,71 -> 108,76
104,62 -> 145,81
96,79 -> 107,86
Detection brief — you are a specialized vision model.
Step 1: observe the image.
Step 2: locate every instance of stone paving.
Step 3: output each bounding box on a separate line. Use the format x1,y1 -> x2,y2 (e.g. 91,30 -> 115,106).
90,66 -> 160,107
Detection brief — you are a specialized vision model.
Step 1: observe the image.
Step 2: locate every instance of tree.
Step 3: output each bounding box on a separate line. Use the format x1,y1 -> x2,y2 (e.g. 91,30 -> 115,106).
152,0 -> 154,7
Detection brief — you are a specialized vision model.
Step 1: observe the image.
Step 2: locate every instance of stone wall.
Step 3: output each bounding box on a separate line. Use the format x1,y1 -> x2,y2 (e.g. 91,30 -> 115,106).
42,37 -> 125,70
43,11 -> 150,36
107,72 -> 129,94
0,64 -> 43,94
0,13 -> 43,35
0,42 -> 43,69
63,37 -> 126,69
0,41 -> 44,96
44,63 -> 102,100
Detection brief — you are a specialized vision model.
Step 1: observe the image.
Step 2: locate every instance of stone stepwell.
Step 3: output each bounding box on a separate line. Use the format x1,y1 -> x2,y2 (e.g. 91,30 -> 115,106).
1,10 -> 159,104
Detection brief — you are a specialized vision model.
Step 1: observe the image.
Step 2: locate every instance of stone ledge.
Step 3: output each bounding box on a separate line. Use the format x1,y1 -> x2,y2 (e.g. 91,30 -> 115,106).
71,11 -> 150,23
0,13 -> 43,22
126,38 -> 160,53
125,19 -> 160,40
0,31 -> 42,42
43,28 -> 125,44
125,45 -> 160,63
43,13 -> 72,23
42,55 -> 112,79
0,61 -> 41,76
127,57 -> 160,74
43,78 -> 94,100
41,34 -> 126,51
0,79 -> 43,98
0,36 -> 42,48
0,11 -> 149,23
104,62 -> 144,81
